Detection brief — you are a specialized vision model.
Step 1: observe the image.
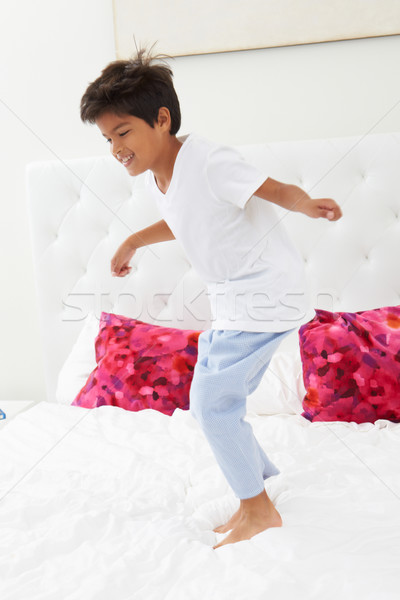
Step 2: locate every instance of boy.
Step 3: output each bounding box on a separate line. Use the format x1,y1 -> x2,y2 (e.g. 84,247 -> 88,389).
80,50 -> 342,549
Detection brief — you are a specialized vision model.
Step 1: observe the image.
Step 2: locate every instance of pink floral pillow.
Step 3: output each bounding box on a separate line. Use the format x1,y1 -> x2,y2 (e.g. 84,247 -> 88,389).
72,312 -> 201,415
299,306 -> 400,423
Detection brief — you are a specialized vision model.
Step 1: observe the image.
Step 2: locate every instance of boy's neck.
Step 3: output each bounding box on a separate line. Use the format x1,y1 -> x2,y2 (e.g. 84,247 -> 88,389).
153,135 -> 183,194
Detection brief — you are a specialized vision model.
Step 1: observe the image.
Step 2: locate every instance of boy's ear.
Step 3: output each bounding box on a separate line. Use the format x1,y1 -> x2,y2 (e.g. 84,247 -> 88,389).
157,106 -> 171,131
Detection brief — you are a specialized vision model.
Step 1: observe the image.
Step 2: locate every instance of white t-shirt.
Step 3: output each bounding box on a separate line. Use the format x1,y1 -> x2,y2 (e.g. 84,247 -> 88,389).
146,133 -> 312,333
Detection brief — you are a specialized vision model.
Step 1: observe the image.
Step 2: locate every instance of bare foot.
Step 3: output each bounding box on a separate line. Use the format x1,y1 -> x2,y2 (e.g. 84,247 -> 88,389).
213,490 -> 282,549
213,507 -> 241,534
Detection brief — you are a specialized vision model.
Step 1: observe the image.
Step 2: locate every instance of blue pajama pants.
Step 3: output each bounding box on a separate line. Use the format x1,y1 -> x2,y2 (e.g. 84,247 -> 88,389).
190,328 -> 293,500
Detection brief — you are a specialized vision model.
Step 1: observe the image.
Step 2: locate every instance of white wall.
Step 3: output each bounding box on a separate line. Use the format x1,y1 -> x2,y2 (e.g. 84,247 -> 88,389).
1,0 -> 399,402
172,35 -> 400,145
0,0 -> 116,402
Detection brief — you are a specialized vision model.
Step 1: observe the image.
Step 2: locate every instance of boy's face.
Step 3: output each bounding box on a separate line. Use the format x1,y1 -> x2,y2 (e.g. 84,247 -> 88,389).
96,111 -> 165,176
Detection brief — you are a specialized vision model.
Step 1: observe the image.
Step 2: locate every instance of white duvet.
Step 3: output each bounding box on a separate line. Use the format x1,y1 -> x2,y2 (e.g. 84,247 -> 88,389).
1,402 -> 400,600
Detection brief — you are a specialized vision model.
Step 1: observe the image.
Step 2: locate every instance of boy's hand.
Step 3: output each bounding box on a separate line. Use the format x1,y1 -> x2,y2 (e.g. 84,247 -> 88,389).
111,237 -> 137,277
255,179 -> 342,221
300,197 -> 343,221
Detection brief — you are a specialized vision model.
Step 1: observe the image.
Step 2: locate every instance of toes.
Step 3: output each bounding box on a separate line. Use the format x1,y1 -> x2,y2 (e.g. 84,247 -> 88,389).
213,523 -> 224,533
213,530 -> 235,549
213,510 -> 242,534
213,524 -> 230,534
213,535 -> 228,549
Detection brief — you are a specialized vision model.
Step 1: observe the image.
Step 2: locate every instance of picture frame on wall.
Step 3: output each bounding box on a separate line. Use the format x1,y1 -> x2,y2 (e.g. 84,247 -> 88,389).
112,0 -> 400,58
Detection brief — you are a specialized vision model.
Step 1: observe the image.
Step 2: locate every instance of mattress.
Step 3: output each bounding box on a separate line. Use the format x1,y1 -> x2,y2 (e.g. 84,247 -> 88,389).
1,401 -> 399,600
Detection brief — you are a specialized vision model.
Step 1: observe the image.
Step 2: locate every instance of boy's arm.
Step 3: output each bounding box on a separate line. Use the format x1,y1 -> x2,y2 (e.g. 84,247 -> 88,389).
111,219 -> 175,277
254,177 -> 342,221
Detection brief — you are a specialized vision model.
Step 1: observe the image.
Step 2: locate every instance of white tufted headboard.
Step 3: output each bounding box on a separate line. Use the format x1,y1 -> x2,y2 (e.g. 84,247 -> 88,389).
26,132 -> 400,402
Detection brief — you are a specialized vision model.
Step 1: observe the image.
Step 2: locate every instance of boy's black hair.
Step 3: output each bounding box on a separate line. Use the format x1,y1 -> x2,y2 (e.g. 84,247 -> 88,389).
80,48 -> 181,135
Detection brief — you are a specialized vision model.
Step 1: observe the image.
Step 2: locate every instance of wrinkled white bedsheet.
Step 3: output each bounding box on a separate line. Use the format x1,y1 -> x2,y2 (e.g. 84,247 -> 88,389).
1,402 -> 399,600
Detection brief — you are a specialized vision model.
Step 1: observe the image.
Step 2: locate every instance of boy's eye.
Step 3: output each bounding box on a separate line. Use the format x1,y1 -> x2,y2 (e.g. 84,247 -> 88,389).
105,131 -> 129,143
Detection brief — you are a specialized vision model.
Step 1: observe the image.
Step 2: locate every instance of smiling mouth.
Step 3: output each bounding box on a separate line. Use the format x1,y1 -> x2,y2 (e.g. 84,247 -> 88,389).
120,154 -> 134,166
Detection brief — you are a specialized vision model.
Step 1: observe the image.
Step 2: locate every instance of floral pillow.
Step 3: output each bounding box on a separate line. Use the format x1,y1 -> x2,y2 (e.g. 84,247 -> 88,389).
299,306 -> 400,423
72,312 -> 201,416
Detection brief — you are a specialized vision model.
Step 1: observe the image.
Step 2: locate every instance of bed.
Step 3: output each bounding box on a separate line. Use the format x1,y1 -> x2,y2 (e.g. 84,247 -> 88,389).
2,132 -> 400,599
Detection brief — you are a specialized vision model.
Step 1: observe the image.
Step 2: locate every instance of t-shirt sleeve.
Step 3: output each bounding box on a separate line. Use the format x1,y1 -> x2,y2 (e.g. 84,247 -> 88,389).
206,144 -> 267,209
